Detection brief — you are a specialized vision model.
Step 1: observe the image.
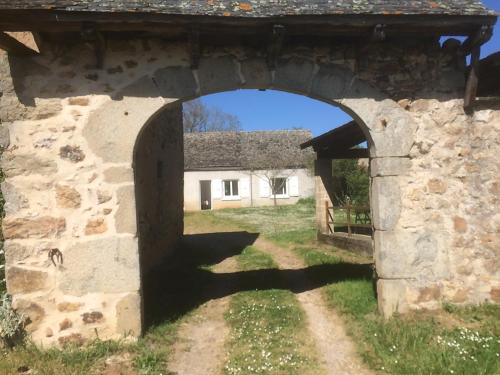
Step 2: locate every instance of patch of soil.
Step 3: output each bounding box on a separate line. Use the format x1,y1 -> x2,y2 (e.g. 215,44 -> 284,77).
167,238 -> 239,375
101,353 -> 135,375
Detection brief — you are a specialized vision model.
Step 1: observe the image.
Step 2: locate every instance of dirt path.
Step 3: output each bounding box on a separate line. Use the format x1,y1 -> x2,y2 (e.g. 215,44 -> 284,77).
167,249 -> 238,375
255,238 -> 373,375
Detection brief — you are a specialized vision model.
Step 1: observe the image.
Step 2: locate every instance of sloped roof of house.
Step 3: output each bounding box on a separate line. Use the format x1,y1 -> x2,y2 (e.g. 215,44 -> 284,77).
0,1 -> 493,16
184,130 -> 314,171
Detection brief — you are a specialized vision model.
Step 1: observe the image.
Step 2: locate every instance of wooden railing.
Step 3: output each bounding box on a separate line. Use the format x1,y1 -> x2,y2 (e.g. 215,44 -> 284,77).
325,201 -> 372,236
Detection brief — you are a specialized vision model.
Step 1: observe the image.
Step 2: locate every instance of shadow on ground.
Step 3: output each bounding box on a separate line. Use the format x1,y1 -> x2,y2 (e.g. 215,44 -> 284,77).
143,231 -> 372,328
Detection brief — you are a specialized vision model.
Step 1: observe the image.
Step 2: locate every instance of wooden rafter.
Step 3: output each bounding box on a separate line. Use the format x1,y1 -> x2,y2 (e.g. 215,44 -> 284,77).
266,24 -> 285,70
318,148 -> 369,159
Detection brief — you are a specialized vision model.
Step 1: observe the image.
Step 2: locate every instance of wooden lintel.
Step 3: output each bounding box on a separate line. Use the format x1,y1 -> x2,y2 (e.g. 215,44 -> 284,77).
189,29 -> 201,69
318,148 -> 369,160
267,24 -> 286,70
0,32 -> 38,55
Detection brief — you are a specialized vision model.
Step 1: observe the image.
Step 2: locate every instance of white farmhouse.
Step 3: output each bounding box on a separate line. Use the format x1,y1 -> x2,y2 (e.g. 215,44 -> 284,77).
184,130 -> 315,211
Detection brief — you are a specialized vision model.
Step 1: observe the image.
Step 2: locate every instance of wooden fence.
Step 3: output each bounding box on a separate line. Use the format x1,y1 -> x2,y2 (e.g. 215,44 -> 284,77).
325,201 -> 372,236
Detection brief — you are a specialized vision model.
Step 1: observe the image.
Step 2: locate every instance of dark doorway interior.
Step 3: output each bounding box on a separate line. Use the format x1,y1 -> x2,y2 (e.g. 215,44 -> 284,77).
200,180 -> 211,210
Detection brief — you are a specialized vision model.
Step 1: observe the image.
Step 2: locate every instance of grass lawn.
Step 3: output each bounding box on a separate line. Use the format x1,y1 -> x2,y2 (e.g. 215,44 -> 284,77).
207,201 -> 500,375
223,246 -> 320,375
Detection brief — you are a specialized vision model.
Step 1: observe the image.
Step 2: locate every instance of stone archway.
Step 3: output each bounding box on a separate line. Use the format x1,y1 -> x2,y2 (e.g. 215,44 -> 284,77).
81,52 -> 416,334
8,37 -> 495,347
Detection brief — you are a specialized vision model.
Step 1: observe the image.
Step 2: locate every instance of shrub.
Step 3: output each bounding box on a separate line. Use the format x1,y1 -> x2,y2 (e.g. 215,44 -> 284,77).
0,294 -> 25,348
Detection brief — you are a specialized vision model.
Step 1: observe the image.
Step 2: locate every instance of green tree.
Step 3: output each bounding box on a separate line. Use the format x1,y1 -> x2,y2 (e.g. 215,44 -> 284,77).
331,158 -> 369,205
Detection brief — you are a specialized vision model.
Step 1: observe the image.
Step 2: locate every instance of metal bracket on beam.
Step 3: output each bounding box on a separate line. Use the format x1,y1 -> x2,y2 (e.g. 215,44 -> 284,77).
462,25 -> 493,112
267,24 -> 286,70
371,24 -> 386,42
81,22 -> 105,69
189,29 -> 201,69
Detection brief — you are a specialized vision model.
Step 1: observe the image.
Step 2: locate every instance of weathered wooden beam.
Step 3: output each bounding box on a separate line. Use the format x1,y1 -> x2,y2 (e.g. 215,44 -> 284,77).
318,148 -> 369,160
189,29 -> 201,69
464,45 -> 481,111
80,23 -> 105,68
266,24 -> 285,70
0,11 -> 495,34
461,24 -> 493,55
0,32 -> 38,55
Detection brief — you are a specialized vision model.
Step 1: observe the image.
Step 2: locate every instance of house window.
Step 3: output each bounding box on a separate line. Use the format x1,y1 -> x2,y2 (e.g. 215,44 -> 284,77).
223,179 -> 239,198
271,177 -> 287,196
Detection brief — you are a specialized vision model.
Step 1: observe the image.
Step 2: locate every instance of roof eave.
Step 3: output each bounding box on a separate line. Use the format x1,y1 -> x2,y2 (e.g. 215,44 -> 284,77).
0,11 -> 496,36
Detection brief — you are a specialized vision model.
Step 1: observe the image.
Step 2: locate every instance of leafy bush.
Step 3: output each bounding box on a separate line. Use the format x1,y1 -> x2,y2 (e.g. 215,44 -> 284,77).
332,158 -> 369,205
0,294 -> 25,348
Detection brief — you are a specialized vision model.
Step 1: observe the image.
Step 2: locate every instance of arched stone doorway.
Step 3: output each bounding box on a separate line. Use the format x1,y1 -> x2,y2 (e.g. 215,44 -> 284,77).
4,34 -> 497,346
81,51 -> 416,338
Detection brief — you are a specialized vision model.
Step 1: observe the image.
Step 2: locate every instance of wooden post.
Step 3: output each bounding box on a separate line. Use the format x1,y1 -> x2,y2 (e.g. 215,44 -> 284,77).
325,200 -> 330,234
346,203 -> 352,236
464,45 -> 480,111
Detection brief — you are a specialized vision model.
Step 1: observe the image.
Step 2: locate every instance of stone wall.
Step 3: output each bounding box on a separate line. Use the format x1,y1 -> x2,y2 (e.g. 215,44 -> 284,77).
135,104 -> 184,274
0,35 -> 498,346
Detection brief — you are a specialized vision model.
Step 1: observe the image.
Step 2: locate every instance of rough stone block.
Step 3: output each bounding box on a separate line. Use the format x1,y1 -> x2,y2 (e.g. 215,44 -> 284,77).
1,182 -> 29,214
58,236 -> 140,296
84,218 -> 108,235
339,98 -> 417,158
3,216 -> 66,239
153,66 -> 198,99
274,58 -> 315,93
115,185 -> 136,234
197,57 -> 241,95
371,157 -> 411,177
377,279 -> 409,317
240,58 -> 271,88
0,124 -> 10,149
4,241 -> 32,265
371,176 -> 401,231
83,76 -> 165,163
6,266 -> 49,294
56,185 -> 81,209
374,229 -> 450,280
116,293 -> 142,336
1,153 -> 57,177
82,311 -> 104,324
104,166 -> 134,184
310,65 -> 351,100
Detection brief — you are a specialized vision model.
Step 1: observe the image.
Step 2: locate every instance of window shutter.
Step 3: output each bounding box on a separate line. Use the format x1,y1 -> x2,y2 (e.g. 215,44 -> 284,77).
259,177 -> 270,197
212,179 -> 222,199
289,176 -> 299,197
240,178 -> 250,198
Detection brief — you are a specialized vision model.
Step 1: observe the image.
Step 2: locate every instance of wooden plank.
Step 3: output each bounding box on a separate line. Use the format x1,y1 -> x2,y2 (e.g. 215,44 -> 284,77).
464,45 -> 481,110
317,148 -> 369,159
0,32 -> 38,55
0,11 -> 495,35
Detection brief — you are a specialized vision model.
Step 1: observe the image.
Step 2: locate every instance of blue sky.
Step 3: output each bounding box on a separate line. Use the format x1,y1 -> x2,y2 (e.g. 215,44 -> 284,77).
203,1 -> 499,136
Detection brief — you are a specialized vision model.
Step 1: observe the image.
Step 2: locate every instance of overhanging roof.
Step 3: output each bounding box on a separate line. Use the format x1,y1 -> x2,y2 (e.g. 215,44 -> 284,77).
0,1 -> 496,36
301,121 -> 368,159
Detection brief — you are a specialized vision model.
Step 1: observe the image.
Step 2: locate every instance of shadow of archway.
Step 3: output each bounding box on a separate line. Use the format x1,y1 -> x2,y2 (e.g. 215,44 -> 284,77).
142,231 -> 372,328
